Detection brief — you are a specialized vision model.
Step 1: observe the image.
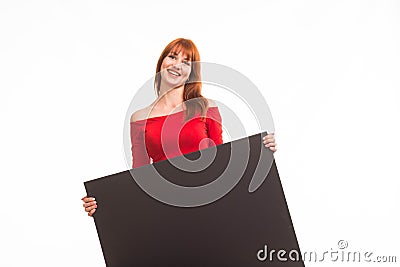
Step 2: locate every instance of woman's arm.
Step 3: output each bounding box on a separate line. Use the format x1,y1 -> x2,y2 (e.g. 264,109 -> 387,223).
205,99 -> 223,146
130,119 -> 151,169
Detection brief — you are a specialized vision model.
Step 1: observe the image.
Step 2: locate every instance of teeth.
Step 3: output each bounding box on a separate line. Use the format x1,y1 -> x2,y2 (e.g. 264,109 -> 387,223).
167,69 -> 180,76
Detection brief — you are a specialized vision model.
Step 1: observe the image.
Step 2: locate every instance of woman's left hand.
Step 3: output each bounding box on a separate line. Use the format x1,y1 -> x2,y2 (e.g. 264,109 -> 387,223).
263,133 -> 277,152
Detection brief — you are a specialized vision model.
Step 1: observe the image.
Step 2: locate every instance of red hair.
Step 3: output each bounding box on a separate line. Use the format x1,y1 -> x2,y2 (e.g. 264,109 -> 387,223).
154,38 -> 208,121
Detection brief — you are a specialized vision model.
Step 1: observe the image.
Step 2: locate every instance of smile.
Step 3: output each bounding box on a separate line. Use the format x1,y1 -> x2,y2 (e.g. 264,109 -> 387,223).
167,69 -> 181,76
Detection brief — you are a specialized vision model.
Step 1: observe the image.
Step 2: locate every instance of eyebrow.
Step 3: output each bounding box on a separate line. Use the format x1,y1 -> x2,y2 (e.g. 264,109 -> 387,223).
169,51 -> 191,61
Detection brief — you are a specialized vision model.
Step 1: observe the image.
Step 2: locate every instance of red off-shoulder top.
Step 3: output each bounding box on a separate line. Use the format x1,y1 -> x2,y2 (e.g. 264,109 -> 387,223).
130,106 -> 223,169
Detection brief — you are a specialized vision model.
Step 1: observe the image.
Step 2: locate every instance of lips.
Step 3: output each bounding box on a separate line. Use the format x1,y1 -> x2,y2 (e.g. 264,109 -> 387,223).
167,69 -> 181,76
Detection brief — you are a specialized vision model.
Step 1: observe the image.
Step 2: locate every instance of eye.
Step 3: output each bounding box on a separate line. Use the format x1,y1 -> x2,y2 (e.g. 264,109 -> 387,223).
168,55 -> 176,59
183,60 -> 191,66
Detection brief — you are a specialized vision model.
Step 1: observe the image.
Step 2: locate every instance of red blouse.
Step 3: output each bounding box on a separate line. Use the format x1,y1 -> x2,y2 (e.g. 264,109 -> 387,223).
130,106 -> 223,169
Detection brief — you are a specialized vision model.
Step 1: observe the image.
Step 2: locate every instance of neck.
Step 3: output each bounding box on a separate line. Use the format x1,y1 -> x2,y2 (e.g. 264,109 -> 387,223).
157,83 -> 185,109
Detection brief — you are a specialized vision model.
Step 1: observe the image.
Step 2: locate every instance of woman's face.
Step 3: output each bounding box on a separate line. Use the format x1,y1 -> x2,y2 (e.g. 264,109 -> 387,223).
160,51 -> 192,89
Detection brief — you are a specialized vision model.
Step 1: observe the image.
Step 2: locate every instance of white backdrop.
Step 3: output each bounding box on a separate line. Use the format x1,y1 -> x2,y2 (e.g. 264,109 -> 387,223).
0,0 -> 399,266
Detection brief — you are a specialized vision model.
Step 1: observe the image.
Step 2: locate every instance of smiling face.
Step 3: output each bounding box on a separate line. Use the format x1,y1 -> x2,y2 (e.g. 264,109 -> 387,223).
154,38 -> 201,96
153,38 -> 206,120
160,51 -> 192,90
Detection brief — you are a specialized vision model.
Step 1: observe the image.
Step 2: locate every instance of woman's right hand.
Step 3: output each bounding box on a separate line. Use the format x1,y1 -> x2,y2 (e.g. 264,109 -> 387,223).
81,196 -> 97,216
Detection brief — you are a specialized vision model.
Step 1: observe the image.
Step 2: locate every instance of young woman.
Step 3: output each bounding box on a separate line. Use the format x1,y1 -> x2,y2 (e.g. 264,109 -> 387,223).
82,38 -> 277,216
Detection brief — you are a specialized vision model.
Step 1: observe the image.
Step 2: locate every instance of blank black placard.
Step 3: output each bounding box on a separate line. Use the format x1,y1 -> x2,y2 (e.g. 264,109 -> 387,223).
84,132 -> 304,267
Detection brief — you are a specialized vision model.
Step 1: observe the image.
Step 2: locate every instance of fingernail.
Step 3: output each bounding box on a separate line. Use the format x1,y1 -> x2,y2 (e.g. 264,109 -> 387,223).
91,198 -> 95,200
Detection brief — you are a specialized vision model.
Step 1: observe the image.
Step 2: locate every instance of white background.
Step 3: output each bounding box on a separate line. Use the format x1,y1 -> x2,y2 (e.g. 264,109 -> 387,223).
0,0 -> 399,266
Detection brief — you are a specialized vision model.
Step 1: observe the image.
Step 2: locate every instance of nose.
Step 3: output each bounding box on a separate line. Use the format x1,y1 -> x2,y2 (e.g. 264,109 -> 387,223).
172,61 -> 182,70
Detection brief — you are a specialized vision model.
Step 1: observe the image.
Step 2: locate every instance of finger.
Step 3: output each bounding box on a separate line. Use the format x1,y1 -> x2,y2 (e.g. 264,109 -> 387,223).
85,204 -> 98,212
263,138 -> 275,144
265,144 -> 277,152
265,142 -> 276,148
262,133 -> 275,140
88,208 -> 96,217
263,135 -> 275,141
82,197 -> 95,202
83,201 -> 96,208
83,201 -> 97,208
82,197 -> 95,203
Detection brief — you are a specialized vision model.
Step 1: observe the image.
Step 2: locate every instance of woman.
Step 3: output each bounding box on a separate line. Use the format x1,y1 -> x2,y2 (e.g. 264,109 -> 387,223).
82,38 -> 277,216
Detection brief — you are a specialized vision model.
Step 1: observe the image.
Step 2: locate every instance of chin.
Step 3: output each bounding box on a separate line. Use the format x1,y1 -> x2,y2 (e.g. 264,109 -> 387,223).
164,80 -> 185,90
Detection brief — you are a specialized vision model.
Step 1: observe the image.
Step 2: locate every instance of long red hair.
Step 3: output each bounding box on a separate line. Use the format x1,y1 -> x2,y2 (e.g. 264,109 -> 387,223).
154,38 -> 208,121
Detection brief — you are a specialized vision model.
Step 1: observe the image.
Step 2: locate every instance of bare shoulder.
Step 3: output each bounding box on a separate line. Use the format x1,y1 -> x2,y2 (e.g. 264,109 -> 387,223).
206,98 -> 218,108
130,106 -> 152,122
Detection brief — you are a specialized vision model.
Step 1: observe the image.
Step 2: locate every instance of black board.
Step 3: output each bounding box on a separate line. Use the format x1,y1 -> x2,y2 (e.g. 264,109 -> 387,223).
84,132 -> 304,267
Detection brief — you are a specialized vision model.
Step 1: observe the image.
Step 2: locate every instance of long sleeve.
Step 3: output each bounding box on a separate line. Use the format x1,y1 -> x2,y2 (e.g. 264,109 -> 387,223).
205,107 -> 223,146
130,121 -> 151,169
